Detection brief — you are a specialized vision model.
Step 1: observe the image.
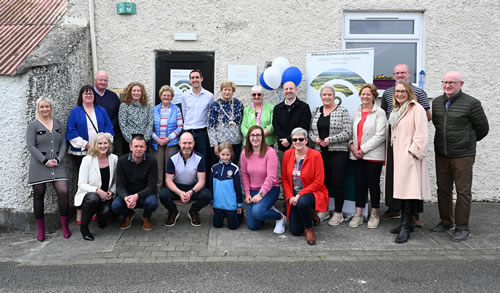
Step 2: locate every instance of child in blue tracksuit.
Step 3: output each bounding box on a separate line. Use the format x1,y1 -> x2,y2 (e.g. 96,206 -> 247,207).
209,142 -> 243,229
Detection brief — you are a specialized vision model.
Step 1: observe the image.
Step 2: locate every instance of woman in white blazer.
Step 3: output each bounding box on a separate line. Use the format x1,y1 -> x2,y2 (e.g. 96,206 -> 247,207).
76,133 -> 118,241
348,84 -> 387,229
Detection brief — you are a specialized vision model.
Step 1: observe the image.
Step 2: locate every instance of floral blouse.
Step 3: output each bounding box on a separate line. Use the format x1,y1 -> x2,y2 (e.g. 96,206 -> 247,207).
207,98 -> 244,147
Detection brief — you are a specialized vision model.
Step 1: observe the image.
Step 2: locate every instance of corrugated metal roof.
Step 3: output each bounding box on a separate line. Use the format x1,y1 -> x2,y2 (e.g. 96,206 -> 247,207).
0,0 -> 67,75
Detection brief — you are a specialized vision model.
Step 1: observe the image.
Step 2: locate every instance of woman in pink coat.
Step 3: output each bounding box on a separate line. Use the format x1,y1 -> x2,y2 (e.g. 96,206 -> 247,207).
387,81 -> 431,244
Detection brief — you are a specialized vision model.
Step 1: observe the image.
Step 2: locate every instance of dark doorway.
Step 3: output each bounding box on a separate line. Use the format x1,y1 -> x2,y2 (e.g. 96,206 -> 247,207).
155,51 -> 215,106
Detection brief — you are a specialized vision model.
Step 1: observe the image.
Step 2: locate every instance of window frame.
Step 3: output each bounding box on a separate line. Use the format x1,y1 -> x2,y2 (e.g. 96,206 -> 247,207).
342,12 -> 424,84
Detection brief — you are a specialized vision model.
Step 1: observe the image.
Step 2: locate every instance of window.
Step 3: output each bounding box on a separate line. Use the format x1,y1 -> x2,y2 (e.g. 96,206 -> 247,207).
343,12 -> 423,84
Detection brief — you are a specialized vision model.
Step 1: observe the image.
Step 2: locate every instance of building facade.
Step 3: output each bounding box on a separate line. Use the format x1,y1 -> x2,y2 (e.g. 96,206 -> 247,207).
0,0 -> 497,230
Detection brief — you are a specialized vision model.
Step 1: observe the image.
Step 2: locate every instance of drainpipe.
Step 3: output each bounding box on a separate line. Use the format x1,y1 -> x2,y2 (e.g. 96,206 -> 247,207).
89,0 -> 98,77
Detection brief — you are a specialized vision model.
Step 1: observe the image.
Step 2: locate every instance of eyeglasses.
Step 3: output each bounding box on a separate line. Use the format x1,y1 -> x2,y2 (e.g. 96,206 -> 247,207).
441,81 -> 461,85
394,90 -> 407,94
292,138 -> 305,142
250,134 -> 262,138
252,93 -> 262,97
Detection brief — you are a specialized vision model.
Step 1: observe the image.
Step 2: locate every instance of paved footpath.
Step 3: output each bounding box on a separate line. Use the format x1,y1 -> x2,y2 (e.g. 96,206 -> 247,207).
1,203 -> 499,266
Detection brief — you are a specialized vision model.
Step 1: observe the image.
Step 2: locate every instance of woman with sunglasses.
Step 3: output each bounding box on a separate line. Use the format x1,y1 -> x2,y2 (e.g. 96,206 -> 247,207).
240,85 -> 277,147
309,84 -> 352,226
282,127 -> 329,245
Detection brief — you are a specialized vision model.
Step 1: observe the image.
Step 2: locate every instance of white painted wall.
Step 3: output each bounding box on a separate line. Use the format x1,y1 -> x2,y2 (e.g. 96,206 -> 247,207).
0,0 -> 92,230
0,75 -> 31,210
1,0 -> 497,229
93,0 -> 498,201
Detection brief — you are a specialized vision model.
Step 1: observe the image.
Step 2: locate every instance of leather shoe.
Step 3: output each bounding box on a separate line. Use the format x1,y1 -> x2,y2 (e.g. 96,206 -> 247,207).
305,228 -> 316,245
380,208 -> 401,220
413,215 -> 424,228
431,222 -> 454,233
165,210 -> 180,227
312,212 -> 320,227
120,211 -> 135,230
143,217 -> 153,231
188,210 -> 201,227
82,233 -> 94,241
452,229 -> 471,242
97,218 -> 107,229
390,225 -> 414,234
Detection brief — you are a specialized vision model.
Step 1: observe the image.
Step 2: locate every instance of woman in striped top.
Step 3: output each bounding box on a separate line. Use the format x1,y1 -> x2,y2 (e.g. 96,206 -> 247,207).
152,85 -> 183,192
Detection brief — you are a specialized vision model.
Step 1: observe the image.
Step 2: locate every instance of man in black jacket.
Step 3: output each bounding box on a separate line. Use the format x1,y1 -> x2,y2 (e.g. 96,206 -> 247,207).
431,71 -> 489,241
112,135 -> 158,231
272,81 -> 312,162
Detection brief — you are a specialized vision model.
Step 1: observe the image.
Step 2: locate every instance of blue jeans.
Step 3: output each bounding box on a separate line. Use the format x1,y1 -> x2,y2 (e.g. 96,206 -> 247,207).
111,194 -> 158,219
213,208 -> 242,230
159,184 -> 212,213
191,130 -> 212,173
246,186 -> 281,230
289,193 -> 316,236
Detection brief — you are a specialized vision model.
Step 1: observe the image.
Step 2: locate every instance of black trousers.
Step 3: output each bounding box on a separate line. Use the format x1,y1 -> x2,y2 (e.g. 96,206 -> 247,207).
321,151 -> 349,213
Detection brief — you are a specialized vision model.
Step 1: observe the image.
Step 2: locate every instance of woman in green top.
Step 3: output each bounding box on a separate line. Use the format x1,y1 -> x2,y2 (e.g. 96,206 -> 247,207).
241,85 -> 277,147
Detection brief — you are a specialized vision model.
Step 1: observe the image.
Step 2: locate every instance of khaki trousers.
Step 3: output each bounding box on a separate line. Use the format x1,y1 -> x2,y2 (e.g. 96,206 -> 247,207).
435,154 -> 475,230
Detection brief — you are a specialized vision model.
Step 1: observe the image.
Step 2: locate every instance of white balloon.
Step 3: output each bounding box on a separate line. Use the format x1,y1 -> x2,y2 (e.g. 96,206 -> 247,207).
263,66 -> 282,89
272,56 -> 290,74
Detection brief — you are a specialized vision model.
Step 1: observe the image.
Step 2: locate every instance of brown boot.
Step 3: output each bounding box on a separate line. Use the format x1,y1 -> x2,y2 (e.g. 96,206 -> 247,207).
312,212 -> 320,227
305,228 -> 316,245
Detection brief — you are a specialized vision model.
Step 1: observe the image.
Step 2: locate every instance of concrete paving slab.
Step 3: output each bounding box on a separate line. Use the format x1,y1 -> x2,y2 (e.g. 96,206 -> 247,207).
0,202 -> 499,265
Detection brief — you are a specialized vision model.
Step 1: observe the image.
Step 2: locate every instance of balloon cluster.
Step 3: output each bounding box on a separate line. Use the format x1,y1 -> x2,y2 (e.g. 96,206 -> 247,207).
260,57 -> 303,90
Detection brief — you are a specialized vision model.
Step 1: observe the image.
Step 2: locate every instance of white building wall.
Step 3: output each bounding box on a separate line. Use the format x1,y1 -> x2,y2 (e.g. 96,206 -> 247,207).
0,0 -> 92,231
94,0 -> 499,201
2,0 -> 497,230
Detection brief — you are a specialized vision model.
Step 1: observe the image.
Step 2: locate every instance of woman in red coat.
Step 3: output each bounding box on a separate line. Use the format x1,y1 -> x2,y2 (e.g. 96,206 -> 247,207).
282,127 -> 329,245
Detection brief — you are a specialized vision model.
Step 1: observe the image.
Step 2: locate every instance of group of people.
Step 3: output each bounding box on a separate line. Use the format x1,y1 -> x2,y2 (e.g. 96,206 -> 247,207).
26,65 -> 489,246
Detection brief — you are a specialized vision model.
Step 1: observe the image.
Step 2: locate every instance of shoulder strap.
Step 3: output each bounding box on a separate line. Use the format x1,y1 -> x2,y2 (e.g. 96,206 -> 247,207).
82,106 -> 99,133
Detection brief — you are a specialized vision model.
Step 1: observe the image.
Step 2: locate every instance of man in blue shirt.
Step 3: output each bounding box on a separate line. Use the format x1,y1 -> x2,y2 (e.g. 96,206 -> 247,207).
159,132 -> 212,227
181,69 -> 214,172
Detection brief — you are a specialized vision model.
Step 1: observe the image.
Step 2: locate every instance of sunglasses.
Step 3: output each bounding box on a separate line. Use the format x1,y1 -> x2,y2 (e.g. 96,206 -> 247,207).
252,93 -> 262,97
292,138 -> 305,142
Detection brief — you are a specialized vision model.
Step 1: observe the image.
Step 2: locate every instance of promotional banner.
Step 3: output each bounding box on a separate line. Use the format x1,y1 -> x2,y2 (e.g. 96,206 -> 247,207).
170,69 -> 193,105
306,48 -> 374,217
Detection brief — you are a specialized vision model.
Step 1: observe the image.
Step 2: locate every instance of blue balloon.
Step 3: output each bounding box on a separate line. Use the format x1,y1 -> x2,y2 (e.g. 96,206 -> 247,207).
282,66 -> 302,86
260,72 -> 273,90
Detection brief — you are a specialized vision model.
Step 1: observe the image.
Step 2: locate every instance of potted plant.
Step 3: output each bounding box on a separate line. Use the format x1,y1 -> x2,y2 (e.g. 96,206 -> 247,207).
373,74 -> 395,90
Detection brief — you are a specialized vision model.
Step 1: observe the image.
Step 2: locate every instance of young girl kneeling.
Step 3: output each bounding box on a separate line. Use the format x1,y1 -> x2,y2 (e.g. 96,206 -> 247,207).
209,143 -> 243,229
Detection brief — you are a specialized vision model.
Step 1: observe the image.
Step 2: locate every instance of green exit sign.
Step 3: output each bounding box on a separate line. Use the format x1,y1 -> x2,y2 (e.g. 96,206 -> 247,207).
117,2 -> 136,15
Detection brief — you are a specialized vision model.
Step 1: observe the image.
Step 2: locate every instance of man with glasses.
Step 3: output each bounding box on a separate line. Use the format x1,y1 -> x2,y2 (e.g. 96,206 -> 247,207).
380,64 -> 431,223
431,71 -> 489,241
181,69 -> 214,172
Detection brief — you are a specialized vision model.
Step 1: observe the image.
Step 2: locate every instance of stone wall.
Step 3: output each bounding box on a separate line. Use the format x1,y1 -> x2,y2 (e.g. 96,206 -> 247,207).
0,0 -> 92,232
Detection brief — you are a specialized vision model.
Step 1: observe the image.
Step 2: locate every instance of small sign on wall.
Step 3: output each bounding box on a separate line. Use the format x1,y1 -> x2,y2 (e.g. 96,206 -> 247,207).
117,2 -> 136,15
227,65 -> 257,86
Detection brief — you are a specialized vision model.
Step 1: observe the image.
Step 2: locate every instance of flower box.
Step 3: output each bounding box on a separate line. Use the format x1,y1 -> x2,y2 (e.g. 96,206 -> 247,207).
373,79 -> 395,90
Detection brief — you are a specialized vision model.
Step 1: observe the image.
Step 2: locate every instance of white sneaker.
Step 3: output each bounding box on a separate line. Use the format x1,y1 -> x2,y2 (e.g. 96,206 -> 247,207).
328,212 -> 344,226
274,214 -> 286,234
367,216 -> 380,229
349,215 -> 364,228
317,211 -> 331,221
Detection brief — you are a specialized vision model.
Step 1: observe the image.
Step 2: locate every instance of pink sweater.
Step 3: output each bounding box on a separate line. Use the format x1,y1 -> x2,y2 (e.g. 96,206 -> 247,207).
240,147 -> 280,195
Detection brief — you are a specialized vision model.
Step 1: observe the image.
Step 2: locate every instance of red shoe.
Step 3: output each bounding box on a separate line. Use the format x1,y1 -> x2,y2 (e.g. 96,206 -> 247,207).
76,219 -> 81,225
92,215 -> 97,222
